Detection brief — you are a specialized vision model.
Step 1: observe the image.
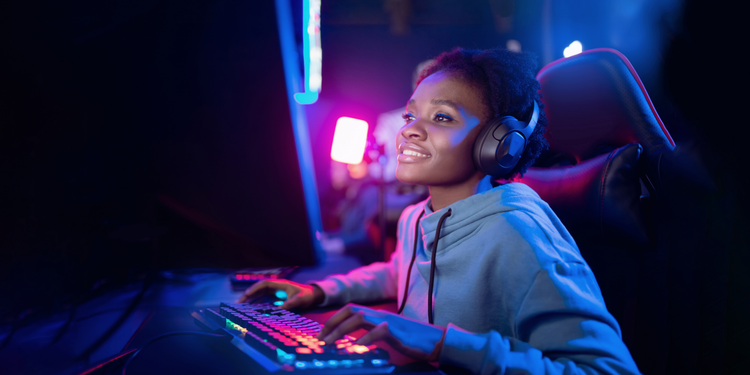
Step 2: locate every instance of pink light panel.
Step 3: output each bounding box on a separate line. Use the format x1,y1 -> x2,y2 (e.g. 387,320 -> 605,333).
331,117 -> 368,164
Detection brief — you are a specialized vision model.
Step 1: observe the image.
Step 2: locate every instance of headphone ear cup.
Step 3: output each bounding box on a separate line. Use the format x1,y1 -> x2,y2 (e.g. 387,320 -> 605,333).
473,118 -> 503,176
473,101 -> 539,178
473,116 -> 520,177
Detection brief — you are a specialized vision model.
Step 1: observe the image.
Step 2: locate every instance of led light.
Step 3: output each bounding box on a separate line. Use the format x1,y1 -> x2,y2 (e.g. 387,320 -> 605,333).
273,301 -> 284,306
331,117 -> 368,164
506,39 -> 521,52
294,0 -> 322,104
354,345 -> 370,354
372,359 -> 384,366
275,290 -> 288,300
277,348 -> 295,364
295,361 -> 307,369
347,161 -> 368,179
563,41 -> 583,58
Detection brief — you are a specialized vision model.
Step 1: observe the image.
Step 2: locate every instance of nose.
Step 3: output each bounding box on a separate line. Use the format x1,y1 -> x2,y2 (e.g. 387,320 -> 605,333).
400,118 -> 426,141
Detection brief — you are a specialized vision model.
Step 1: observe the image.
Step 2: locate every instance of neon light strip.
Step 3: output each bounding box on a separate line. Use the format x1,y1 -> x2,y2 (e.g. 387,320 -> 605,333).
294,0 -> 321,104
226,319 -> 248,333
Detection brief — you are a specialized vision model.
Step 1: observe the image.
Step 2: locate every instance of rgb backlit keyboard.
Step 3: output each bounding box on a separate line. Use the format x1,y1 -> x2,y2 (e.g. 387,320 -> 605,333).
199,302 -> 392,372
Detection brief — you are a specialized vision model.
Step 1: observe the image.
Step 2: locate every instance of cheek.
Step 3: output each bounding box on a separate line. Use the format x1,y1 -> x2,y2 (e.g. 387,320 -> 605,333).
433,127 -> 476,164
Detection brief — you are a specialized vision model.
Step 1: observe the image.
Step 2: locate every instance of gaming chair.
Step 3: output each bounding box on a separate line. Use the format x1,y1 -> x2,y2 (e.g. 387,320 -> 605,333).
516,48 -> 676,374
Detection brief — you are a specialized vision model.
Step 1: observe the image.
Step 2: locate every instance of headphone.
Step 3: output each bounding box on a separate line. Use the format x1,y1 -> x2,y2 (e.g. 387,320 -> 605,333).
472,100 -> 540,178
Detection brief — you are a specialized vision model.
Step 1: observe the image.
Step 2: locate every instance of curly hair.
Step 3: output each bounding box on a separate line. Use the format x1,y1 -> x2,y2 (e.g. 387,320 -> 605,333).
416,47 -> 549,180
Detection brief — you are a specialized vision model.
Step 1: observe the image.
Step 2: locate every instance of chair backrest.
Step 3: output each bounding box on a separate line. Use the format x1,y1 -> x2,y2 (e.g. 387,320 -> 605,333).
536,48 -> 674,161
516,48 -> 676,374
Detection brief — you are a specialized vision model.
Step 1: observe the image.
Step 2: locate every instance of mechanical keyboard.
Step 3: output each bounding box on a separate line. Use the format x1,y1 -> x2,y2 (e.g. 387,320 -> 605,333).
192,302 -> 394,373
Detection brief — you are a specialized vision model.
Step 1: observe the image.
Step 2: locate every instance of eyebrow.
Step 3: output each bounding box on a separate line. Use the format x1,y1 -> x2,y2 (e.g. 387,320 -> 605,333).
406,99 -> 460,111
430,99 -> 460,111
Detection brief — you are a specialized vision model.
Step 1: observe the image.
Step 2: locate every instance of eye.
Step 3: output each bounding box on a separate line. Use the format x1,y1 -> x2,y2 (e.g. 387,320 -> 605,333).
402,113 -> 415,124
434,114 -> 453,122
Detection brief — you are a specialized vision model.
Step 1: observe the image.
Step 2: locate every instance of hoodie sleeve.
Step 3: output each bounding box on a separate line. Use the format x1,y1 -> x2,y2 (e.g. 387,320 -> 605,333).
309,203 -> 423,307
309,255 -> 399,307
439,261 -> 641,375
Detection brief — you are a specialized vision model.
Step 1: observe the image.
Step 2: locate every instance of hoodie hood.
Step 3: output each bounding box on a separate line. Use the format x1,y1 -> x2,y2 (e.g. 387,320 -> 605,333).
419,175 -> 554,256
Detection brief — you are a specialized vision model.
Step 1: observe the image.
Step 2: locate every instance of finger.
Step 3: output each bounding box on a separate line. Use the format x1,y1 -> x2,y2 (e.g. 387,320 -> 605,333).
237,280 -> 278,302
280,295 -> 304,311
354,322 -> 390,346
317,305 -> 355,340
280,281 -> 301,299
237,280 -> 269,303
321,311 -> 376,345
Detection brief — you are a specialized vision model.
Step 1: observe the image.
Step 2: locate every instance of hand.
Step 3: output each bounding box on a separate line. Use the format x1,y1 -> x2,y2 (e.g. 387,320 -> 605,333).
316,304 -> 447,361
236,279 -> 325,310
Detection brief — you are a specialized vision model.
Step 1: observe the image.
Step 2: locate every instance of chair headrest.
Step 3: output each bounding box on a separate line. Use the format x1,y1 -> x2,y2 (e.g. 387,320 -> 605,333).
536,48 -> 674,162
519,143 -> 649,247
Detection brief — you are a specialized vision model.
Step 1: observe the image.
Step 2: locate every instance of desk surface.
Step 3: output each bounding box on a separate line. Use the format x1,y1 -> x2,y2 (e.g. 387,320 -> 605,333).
0,254 -> 441,375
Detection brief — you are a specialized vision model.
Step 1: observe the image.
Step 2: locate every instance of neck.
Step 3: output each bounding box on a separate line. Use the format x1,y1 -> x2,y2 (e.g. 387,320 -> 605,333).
428,172 -> 487,211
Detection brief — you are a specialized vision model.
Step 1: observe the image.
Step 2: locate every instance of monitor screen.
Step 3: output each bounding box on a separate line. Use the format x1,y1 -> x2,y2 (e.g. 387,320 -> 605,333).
149,0 -> 320,269
1,0 -> 321,294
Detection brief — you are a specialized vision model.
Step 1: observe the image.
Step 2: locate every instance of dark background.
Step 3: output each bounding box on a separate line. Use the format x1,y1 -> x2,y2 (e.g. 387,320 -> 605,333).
1,0 -> 748,373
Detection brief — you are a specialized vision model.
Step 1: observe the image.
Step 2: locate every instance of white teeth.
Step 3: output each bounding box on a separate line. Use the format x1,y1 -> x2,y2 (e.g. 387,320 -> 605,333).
403,149 -> 430,158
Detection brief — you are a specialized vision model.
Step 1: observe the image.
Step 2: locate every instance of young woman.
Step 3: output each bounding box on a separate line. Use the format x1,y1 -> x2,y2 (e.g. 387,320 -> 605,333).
238,47 -> 640,374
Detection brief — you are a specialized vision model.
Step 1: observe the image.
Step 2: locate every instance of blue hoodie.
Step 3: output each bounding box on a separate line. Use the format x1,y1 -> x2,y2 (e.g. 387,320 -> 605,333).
312,176 -> 640,374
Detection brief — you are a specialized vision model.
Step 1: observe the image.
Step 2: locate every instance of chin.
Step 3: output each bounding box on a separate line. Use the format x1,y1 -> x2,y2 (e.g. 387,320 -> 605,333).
395,174 -> 428,186
395,168 -> 429,186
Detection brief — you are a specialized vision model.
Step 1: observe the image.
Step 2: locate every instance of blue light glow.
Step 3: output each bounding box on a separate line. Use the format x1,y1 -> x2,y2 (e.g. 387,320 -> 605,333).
273,300 -> 284,306
274,0 -> 325,263
275,290 -> 288,300
276,348 -> 295,364
293,0 -> 321,104
293,91 -> 319,105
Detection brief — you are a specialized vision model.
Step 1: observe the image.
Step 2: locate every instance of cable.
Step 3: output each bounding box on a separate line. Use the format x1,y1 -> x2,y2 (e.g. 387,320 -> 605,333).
0,316 -> 19,351
76,275 -> 154,361
77,215 -> 164,362
49,304 -> 77,345
121,331 -> 230,375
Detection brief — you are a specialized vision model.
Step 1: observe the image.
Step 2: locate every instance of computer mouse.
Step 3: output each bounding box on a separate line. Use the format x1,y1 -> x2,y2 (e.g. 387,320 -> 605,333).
242,290 -> 287,306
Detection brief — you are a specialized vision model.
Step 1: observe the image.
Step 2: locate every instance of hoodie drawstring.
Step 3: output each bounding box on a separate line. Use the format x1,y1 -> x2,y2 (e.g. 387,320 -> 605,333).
397,210 -> 424,315
428,208 -> 452,324
397,208 -> 453,325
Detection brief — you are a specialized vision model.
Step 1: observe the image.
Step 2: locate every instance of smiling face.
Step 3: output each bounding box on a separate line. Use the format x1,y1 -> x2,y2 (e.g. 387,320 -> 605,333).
395,70 -> 490,186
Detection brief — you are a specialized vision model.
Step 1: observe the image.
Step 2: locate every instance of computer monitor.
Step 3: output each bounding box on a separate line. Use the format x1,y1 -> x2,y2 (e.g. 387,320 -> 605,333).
149,0 -> 322,269
1,0 -> 322,318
